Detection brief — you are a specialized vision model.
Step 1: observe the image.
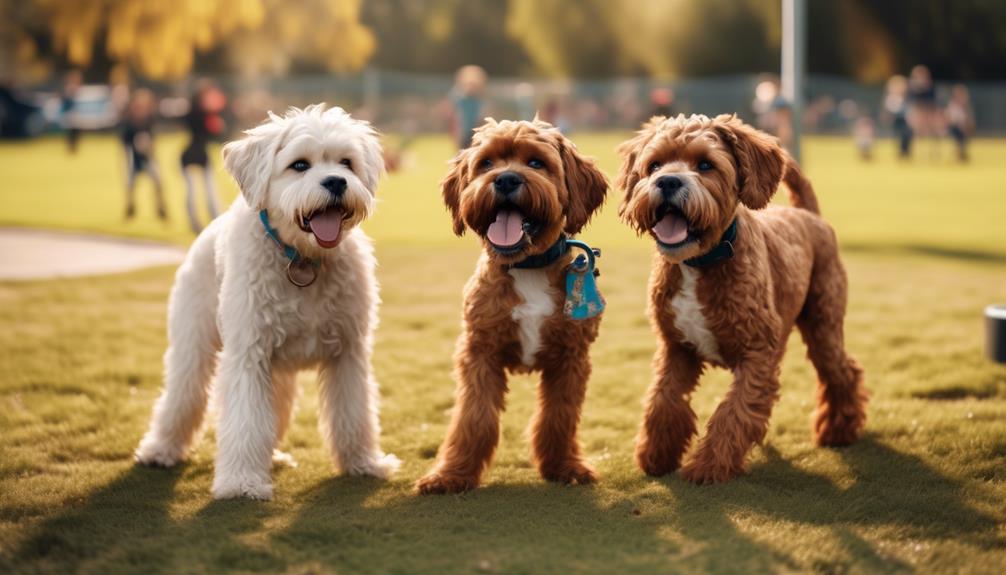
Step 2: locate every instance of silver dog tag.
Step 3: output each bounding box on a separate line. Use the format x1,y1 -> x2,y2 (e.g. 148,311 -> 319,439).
286,259 -> 317,287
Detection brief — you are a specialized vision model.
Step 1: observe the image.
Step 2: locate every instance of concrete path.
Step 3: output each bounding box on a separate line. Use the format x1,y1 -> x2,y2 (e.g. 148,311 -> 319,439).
0,228 -> 187,280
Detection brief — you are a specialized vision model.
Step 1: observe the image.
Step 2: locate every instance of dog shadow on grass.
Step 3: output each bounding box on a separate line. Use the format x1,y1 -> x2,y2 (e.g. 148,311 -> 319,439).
660,434 -> 1003,572
10,464 -> 184,571
7,462 -> 324,573
266,474 -> 791,573
271,480 -> 683,573
263,435 -> 1004,573
10,436 -> 1000,573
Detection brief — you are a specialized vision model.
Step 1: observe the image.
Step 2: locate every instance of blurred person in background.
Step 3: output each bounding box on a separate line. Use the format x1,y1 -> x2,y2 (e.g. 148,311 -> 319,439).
121,88 -> 166,222
61,70 -> 83,154
180,79 -> 227,233
450,65 -> 487,150
539,96 -> 570,133
884,74 -> 912,158
753,77 -> 792,150
649,87 -> 675,118
853,115 -> 876,161
109,65 -> 131,119
946,84 -> 974,163
908,65 -> 943,159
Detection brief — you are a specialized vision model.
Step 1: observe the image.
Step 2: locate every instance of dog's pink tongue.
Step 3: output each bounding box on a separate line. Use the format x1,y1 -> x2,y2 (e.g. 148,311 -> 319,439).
652,213 -> 689,244
486,209 -> 525,247
308,207 -> 344,248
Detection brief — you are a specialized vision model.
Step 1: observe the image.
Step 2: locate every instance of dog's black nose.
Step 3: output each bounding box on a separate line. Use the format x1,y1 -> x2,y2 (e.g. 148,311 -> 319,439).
494,171 -> 524,196
656,175 -> 683,199
320,176 -> 346,197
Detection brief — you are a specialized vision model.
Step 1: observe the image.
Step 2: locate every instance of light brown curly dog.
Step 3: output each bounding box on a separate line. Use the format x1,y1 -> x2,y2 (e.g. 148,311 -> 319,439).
616,114 -> 866,484
416,119 -> 608,494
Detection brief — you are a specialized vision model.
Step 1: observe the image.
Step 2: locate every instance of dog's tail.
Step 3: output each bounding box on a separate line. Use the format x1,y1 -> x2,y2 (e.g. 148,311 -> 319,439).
782,154 -> 820,215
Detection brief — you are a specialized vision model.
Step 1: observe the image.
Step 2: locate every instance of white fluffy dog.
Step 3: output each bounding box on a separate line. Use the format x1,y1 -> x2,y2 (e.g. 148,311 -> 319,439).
135,105 -> 399,500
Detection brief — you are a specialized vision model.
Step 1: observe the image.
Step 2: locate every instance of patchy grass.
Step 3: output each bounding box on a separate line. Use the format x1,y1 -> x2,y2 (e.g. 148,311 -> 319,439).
1,133 -> 1005,574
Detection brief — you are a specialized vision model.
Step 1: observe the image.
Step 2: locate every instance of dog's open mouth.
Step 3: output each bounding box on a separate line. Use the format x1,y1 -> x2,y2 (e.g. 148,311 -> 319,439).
485,206 -> 538,254
299,205 -> 346,249
651,204 -> 698,249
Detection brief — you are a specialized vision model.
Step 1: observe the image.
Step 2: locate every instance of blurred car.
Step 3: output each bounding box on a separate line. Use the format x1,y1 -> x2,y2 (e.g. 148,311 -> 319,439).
55,85 -> 121,132
0,85 -> 46,138
1,84 -> 120,140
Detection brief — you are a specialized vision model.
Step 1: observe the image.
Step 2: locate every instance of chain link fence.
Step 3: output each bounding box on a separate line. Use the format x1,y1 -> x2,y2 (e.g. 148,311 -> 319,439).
216,69 -> 1006,136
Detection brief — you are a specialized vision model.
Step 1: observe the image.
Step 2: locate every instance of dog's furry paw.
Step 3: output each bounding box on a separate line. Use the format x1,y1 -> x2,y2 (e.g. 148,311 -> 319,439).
636,446 -> 683,477
415,471 -> 478,495
272,449 -> 298,468
815,407 -> 866,448
815,423 -> 862,447
135,437 -> 186,468
541,462 -> 598,485
212,473 -> 274,500
346,452 -> 400,480
679,460 -> 742,485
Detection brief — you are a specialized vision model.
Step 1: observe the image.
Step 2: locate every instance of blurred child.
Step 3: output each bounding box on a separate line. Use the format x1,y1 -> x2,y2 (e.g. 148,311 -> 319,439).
121,88 -> 166,221
61,70 -> 83,154
752,77 -> 792,150
908,65 -> 943,160
853,115 -> 876,161
884,75 -> 912,158
180,79 -> 226,233
946,84 -> 974,163
450,65 -> 487,150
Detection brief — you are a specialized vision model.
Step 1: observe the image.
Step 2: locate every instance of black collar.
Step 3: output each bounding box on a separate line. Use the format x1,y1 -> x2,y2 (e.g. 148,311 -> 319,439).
509,235 -> 568,269
684,218 -> 738,268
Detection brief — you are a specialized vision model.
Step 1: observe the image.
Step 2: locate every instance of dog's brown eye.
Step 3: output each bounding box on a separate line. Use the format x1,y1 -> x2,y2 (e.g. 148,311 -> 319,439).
340,158 -> 353,171
647,161 -> 662,174
290,159 -> 311,172
528,158 -> 545,169
479,158 -> 493,171
698,160 -> 713,172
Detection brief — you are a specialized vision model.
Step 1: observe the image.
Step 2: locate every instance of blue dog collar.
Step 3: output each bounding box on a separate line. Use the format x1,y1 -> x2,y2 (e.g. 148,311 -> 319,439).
259,209 -> 317,267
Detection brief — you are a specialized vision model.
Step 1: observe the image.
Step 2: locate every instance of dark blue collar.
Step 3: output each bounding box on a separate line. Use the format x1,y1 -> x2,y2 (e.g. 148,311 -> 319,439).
259,210 -> 318,267
684,218 -> 738,268
510,235 -> 568,269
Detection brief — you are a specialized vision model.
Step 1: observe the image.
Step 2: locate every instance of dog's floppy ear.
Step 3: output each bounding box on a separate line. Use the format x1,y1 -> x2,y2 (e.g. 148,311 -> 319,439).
441,148 -> 470,236
559,138 -> 608,235
616,117 -> 663,219
222,133 -> 276,209
714,114 -> 785,210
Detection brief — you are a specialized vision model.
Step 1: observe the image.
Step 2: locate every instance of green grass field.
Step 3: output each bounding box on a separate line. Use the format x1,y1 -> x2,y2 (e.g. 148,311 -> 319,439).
1,133 -> 1005,574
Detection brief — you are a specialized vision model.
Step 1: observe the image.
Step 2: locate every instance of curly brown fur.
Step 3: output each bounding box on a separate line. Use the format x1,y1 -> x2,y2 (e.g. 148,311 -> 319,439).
617,114 -> 866,484
417,119 -> 608,494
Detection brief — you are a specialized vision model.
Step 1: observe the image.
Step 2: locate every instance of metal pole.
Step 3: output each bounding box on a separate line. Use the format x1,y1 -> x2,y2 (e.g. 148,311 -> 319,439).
781,0 -> 805,163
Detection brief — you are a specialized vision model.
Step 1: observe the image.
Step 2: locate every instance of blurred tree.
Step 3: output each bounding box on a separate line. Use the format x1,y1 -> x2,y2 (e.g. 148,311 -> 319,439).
852,0 -> 1006,80
362,0 -> 533,75
0,0 -> 52,83
10,0 -> 373,80
4,0 -> 1005,82
223,0 -> 375,77
505,0 -> 780,78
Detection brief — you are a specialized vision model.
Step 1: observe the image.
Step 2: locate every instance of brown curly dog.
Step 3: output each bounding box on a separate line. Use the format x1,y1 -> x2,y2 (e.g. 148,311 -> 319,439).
417,119 -> 608,494
616,114 -> 867,484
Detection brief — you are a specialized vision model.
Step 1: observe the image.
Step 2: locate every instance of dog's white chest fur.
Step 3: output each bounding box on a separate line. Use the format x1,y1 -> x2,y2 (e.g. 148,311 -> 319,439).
509,268 -> 558,367
670,266 -> 724,363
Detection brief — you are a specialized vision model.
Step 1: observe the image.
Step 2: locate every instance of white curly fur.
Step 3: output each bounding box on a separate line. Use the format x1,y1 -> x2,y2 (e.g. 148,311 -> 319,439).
135,105 -> 400,500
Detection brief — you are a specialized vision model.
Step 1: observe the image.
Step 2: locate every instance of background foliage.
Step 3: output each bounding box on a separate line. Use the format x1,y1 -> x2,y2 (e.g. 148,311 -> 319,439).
3,0 -> 1005,82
